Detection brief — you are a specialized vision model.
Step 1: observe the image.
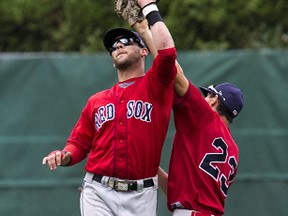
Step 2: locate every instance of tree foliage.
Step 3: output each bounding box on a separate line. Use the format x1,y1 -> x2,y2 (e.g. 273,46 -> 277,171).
0,0 -> 287,52
167,0 -> 288,50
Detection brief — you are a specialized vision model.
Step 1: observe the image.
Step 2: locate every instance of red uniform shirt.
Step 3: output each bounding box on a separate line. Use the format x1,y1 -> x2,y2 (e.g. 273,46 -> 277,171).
63,48 -> 177,180
167,83 -> 239,215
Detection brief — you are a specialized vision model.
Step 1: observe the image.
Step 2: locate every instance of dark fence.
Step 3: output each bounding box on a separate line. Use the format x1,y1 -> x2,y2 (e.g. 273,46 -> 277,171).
1,49 -> 287,215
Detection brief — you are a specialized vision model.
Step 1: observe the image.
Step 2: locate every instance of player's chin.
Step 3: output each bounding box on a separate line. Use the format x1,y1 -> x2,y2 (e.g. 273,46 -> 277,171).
114,59 -> 132,70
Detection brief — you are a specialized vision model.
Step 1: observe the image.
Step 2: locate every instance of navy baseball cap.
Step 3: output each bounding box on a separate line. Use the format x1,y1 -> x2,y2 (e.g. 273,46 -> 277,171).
199,82 -> 244,118
103,27 -> 146,51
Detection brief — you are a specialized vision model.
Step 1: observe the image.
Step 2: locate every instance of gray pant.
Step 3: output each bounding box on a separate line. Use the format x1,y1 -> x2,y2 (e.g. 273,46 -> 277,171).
80,172 -> 158,216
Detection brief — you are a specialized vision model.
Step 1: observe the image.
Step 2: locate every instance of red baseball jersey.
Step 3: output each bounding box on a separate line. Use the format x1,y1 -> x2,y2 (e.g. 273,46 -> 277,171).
63,48 -> 177,180
167,83 -> 239,215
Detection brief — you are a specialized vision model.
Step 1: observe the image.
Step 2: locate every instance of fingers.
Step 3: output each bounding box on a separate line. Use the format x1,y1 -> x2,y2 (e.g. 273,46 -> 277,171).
42,157 -> 48,165
42,150 -> 63,170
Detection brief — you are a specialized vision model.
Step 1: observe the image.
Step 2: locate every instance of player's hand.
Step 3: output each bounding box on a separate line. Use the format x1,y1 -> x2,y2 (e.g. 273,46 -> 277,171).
42,150 -> 71,170
137,0 -> 156,9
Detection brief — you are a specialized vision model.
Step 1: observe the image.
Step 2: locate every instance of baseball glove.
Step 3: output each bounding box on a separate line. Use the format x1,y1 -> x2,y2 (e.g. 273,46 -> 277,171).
114,0 -> 159,26
114,0 -> 143,26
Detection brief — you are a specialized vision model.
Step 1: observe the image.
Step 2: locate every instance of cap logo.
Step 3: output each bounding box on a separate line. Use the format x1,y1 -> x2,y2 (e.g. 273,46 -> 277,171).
218,91 -> 225,101
208,85 -> 218,94
232,110 -> 238,116
208,85 -> 226,101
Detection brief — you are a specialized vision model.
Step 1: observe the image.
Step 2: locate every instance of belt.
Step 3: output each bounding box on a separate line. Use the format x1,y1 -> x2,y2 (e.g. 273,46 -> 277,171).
92,174 -> 154,192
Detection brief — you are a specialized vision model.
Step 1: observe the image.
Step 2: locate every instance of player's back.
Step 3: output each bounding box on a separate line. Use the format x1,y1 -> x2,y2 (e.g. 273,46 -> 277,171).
167,83 -> 239,215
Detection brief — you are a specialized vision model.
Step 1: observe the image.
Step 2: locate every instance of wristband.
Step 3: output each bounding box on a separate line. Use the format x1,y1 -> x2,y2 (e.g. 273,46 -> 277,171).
146,11 -> 163,26
142,3 -> 159,17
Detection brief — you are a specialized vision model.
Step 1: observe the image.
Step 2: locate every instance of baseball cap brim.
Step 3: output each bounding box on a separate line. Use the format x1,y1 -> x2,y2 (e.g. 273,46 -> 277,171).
103,27 -> 146,51
199,86 -> 214,97
199,85 -> 228,108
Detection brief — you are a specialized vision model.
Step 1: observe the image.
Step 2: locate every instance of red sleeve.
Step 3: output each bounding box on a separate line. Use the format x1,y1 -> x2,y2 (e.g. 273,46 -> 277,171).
173,82 -> 215,131
153,48 -> 177,84
63,98 -> 95,165
173,83 -> 192,108
143,48 -> 177,105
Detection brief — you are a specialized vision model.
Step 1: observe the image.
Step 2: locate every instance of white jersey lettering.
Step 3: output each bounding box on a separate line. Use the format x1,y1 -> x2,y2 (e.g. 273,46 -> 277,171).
94,103 -> 115,130
127,100 -> 153,122
94,101 -> 153,130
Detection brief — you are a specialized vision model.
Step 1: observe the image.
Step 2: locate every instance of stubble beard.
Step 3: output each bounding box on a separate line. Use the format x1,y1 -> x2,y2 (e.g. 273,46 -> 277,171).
113,53 -> 141,70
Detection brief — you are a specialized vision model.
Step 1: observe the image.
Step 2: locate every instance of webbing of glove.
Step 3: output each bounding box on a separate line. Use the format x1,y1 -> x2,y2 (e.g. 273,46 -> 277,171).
114,0 -> 160,26
114,0 -> 144,26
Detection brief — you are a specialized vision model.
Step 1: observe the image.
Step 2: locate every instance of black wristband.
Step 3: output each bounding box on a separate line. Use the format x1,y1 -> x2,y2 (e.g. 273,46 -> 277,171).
146,11 -> 163,26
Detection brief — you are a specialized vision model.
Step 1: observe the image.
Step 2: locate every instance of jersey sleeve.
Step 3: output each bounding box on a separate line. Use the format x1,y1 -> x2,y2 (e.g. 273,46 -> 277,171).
144,48 -> 177,105
153,48 -> 177,84
63,97 -> 95,165
173,82 -> 215,131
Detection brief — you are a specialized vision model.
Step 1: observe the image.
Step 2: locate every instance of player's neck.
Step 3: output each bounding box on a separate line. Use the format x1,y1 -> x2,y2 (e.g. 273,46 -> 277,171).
117,63 -> 145,82
221,116 -> 230,127
117,70 -> 144,82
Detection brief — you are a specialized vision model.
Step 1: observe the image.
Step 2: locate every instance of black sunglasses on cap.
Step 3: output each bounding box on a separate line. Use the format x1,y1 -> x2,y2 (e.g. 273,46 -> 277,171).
109,37 -> 142,53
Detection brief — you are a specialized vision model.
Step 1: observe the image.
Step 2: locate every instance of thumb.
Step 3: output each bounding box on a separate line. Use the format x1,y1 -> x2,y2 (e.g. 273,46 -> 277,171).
61,151 -> 72,166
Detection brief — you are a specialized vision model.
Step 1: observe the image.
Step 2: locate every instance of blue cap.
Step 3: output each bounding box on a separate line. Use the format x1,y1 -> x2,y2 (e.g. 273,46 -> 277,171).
103,27 -> 146,51
199,82 -> 244,118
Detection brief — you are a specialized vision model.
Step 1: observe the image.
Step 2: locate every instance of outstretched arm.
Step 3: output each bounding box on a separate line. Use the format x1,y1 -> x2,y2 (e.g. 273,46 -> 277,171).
137,0 -> 174,51
131,15 -> 189,96
175,61 -> 189,96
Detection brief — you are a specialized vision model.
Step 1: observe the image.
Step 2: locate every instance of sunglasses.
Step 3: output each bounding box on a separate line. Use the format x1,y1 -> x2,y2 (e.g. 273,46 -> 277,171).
109,37 -> 140,53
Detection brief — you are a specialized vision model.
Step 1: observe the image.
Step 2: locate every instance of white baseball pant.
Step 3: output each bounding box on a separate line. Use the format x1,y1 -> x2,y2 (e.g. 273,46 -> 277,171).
80,172 -> 158,216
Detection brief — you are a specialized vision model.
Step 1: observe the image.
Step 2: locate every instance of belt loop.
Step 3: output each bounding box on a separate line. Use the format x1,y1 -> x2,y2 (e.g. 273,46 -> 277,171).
152,175 -> 158,189
101,176 -> 110,187
137,180 -> 144,191
84,172 -> 94,182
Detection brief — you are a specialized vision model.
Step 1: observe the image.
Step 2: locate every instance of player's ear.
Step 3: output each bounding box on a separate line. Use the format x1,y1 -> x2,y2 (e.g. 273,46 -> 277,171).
210,95 -> 219,108
141,47 -> 149,57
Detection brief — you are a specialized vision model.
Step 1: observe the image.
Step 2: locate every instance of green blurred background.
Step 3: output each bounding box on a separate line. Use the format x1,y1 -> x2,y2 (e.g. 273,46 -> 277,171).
0,0 -> 287,52
1,0 -> 288,215
1,50 -> 288,215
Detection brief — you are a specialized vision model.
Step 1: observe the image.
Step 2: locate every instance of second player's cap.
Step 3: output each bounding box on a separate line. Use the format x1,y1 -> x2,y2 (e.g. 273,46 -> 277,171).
103,27 -> 146,51
199,82 -> 244,118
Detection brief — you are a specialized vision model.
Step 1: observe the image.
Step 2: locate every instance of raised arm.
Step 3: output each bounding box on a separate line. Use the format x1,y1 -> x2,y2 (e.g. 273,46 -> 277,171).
137,0 -> 174,51
174,61 -> 189,96
132,0 -> 189,96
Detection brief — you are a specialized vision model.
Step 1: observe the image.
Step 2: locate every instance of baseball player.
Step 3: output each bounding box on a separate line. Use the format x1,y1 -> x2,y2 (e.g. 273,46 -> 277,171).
42,0 -> 177,216
158,64 -> 244,216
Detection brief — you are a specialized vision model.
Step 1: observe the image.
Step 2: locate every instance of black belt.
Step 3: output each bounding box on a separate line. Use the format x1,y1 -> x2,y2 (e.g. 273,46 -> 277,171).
92,174 -> 154,192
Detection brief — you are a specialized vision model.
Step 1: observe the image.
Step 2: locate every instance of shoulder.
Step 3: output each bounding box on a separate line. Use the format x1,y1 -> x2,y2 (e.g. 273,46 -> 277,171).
173,82 -> 202,107
87,89 -> 111,101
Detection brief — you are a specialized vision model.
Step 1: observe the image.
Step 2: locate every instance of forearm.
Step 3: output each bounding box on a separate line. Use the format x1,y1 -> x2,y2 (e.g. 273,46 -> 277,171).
158,167 -> 168,195
174,61 -> 189,97
150,22 -> 174,51
138,0 -> 174,51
